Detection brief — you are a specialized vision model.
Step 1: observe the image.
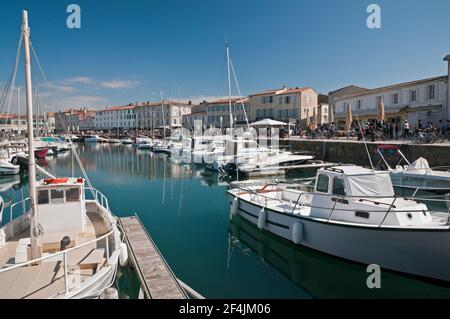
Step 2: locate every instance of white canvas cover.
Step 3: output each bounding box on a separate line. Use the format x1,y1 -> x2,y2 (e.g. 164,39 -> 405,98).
347,172 -> 395,197
406,157 -> 431,174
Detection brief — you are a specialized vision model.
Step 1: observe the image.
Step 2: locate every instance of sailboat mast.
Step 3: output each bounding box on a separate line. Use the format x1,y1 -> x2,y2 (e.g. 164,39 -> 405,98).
17,86 -> 20,141
226,43 -> 233,136
177,85 -> 182,139
23,10 -> 42,260
160,91 -> 166,138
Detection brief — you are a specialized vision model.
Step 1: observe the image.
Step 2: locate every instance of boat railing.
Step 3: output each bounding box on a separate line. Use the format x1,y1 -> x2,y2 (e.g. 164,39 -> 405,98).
0,229 -> 114,297
232,185 -> 450,227
430,166 -> 450,172
3,197 -> 30,226
85,187 -> 110,211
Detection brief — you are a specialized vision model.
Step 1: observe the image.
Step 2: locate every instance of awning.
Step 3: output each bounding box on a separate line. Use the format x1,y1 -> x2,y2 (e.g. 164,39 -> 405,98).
401,104 -> 443,113
250,118 -> 288,127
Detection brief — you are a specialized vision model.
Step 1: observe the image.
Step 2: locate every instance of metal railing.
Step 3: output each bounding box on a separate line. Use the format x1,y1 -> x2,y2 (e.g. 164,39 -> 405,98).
0,187 -> 117,297
0,230 -> 113,296
6,197 -> 30,225
231,183 -> 450,228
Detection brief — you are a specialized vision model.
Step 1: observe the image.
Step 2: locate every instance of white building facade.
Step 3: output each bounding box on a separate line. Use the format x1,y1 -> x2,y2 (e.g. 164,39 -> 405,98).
95,105 -> 136,130
333,76 -> 448,128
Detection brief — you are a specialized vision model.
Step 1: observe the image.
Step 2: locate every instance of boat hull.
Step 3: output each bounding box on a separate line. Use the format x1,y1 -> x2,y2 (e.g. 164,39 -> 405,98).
231,194 -> 450,283
35,148 -> 48,159
390,172 -> 450,192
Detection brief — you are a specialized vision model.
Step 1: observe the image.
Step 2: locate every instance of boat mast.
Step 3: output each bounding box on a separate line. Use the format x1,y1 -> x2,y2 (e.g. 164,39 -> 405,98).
23,10 -> 42,260
17,85 -> 20,141
160,91 -> 166,138
226,42 -> 233,137
177,85 -> 182,139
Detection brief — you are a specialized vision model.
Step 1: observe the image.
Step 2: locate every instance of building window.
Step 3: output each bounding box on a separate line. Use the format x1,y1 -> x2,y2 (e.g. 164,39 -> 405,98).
356,100 -> 362,110
392,93 -> 399,105
279,96 -> 283,105
269,96 -> 273,103
410,90 -> 417,102
427,84 -> 435,100
285,96 -> 290,104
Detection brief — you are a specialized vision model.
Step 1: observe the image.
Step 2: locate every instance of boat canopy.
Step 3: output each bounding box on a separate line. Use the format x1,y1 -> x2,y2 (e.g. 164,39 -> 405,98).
406,157 -> 431,174
321,166 -> 395,197
347,172 -> 395,197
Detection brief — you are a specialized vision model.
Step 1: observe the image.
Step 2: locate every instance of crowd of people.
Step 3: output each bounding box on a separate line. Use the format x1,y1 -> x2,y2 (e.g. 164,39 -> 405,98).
303,119 -> 450,142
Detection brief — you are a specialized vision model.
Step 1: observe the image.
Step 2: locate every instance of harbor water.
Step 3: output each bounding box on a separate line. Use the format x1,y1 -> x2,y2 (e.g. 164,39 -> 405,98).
2,143 -> 450,298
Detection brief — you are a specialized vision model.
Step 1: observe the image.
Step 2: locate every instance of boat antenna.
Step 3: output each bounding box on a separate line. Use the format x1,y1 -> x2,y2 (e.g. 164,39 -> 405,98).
355,113 -> 374,170
23,10 -> 43,260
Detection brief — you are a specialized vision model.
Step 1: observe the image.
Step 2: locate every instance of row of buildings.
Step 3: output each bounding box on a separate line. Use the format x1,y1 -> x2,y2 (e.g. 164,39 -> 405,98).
54,87 -> 324,133
35,54 -> 450,133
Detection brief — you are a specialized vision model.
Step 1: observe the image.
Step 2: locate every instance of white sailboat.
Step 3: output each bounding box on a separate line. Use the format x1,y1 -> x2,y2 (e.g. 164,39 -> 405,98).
228,165 -> 450,283
0,11 -> 125,299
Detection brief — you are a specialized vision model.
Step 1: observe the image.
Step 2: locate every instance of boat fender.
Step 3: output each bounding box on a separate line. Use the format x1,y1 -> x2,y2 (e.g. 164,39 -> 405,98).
257,208 -> 266,230
230,197 -> 239,218
292,221 -> 303,244
100,287 -> 119,299
119,242 -> 129,267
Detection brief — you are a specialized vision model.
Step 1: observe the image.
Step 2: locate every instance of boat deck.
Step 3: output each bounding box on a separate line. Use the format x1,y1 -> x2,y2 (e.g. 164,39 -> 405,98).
0,204 -> 110,299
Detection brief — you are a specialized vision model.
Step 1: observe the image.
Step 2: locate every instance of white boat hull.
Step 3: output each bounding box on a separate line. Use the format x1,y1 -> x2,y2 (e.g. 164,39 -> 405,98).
231,195 -> 450,283
390,172 -> 450,191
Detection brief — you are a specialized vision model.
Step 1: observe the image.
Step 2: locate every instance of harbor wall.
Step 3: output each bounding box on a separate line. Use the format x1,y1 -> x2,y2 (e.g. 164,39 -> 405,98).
281,139 -> 450,168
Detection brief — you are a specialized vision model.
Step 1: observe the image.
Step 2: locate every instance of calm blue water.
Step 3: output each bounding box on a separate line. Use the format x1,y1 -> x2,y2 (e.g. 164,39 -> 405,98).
2,143 -> 450,298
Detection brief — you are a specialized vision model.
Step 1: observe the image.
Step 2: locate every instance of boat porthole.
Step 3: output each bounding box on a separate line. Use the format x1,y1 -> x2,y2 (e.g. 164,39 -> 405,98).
407,213 -> 413,220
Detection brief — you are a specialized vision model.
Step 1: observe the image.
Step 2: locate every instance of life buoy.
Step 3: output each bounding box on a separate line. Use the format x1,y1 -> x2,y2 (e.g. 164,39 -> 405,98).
44,178 -> 69,184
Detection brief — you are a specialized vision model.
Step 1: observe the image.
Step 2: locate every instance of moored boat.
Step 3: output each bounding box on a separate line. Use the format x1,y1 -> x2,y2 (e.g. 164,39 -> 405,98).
227,165 -> 450,283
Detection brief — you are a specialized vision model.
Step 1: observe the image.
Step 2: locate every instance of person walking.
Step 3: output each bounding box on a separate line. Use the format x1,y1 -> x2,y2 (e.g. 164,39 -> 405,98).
403,120 -> 410,140
394,121 -> 399,140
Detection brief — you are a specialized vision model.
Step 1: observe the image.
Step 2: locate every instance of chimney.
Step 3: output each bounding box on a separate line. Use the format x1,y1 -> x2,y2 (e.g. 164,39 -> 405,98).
188,100 -> 192,105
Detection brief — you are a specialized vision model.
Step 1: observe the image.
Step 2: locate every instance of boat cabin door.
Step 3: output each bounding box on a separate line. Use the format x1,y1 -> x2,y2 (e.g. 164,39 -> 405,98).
312,172 -> 350,221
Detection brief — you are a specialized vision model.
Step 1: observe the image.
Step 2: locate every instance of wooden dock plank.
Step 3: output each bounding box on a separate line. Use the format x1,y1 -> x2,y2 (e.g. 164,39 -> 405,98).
119,216 -> 186,299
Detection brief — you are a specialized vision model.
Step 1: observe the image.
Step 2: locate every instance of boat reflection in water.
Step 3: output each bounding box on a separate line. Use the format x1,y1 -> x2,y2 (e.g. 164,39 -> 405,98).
229,215 -> 450,298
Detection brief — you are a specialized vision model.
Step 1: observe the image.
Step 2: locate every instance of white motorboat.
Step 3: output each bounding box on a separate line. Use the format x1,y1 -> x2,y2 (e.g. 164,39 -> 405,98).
238,150 -> 314,176
205,138 -> 272,173
0,159 -> 20,176
227,165 -> 450,283
376,145 -> 450,192
0,11 -> 125,299
121,138 -> 133,145
84,135 -> 103,143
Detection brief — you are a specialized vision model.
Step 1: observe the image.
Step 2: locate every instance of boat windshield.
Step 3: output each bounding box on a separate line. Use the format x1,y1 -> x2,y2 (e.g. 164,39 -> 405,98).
347,172 -> 394,197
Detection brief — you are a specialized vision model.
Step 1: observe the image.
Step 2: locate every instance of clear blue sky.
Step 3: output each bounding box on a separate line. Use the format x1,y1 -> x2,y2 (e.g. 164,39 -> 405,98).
1,0 -> 450,111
